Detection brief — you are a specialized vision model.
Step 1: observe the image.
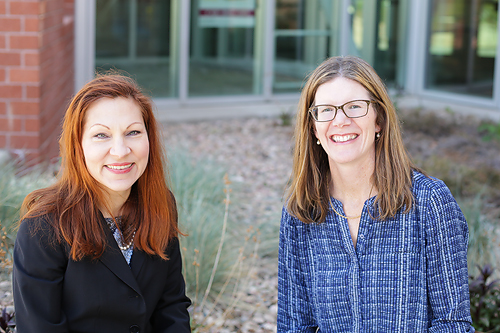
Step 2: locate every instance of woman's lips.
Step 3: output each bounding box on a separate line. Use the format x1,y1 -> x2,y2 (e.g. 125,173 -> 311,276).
105,163 -> 134,173
330,134 -> 358,143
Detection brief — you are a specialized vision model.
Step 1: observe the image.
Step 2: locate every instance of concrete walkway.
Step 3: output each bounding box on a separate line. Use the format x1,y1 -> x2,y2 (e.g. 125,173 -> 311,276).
153,94 -> 500,123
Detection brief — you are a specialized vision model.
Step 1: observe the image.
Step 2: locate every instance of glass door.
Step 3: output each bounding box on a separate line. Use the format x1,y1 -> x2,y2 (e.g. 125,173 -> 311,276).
188,0 -> 262,97
347,0 -> 402,87
273,0 -> 339,93
95,0 -> 177,97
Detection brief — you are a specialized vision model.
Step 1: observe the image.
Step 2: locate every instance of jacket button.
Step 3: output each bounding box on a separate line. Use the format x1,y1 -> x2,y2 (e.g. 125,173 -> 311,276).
129,325 -> 140,333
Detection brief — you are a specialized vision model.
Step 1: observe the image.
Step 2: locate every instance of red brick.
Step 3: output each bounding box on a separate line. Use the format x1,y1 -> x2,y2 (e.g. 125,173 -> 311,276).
0,36 -> 5,49
0,118 -> 22,131
11,134 -> 39,149
0,69 -> 5,82
0,102 -> 5,115
40,107 -> 63,128
10,35 -> 39,50
0,85 -> 22,98
42,11 -> 64,31
0,52 -> 21,66
44,1 -> 63,15
41,28 -> 63,48
25,18 -> 40,32
0,18 -> 21,32
11,102 -> 40,115
25,118 -> 40,131
26,85 -> 40,98
0,117 -> 7,131
0,135 -> 6,147
0,2 -> 5,15
37,1 -> 45,14
10,2 -> 40,15
10,69 -> 39,82
24,52 -> 39,66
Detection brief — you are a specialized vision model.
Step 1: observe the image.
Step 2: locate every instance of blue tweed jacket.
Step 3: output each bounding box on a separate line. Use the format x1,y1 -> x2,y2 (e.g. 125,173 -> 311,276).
278,172 -> 474,332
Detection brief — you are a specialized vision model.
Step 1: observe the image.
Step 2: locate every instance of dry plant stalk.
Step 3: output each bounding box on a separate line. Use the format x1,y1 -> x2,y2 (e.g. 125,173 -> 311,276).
190,174 -> 262,332
199,174 -> 232,313
0,224 -> 12,271
192,248 -> 200,309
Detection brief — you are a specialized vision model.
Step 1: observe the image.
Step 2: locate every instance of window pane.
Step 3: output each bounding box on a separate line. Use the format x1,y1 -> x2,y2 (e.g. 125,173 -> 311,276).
348,0 -> 400,86
95,0 -> 129,58
426,0 -> 498,97
95,0 -> 175,97
274,0 -> 335,93
189,0 -> 258,97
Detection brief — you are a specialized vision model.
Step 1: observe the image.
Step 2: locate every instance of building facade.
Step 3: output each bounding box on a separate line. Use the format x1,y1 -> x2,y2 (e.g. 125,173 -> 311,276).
1,0 -> 500,163
0,0 -> 74,164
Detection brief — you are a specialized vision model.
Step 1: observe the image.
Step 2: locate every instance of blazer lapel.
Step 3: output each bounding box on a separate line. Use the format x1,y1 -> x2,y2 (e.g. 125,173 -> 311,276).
98,218 -> 143,294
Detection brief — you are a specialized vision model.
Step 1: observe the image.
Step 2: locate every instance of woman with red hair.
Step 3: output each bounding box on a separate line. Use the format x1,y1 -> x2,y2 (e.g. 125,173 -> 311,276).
13,74 -> 191,332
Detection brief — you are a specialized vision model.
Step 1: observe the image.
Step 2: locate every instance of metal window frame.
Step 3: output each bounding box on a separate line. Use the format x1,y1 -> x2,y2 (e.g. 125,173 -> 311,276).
406,0 -> 500,112
74,0 -> 500,115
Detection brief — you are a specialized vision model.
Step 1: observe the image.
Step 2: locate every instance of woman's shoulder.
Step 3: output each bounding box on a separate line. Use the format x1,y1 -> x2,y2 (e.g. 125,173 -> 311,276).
18,213 -> 58,241
411,170 -> 461,216
281,205 -> 301,224
280,205 -> 318,231
411,170 -> 450,196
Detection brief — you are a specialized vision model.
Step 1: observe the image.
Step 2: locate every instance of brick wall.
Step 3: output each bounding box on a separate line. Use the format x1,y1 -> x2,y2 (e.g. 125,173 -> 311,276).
0,0 -> 74,165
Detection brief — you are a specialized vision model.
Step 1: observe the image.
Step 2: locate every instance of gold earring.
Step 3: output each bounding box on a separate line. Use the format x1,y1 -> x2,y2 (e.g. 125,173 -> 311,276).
317,139 -> 321,145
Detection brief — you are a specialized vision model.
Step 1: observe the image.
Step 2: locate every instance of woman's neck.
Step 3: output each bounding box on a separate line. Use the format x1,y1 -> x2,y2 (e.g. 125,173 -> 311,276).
329,159 -> 376,204
100,190 -> 130,218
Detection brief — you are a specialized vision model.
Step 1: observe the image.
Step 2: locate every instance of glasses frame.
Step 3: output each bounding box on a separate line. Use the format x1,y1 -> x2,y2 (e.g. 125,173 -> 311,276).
309,99 -> 376,122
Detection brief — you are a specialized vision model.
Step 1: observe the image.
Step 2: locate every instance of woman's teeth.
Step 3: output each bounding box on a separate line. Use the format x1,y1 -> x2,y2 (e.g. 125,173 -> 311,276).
331,134 -> 358,142
107,163 -> 133,170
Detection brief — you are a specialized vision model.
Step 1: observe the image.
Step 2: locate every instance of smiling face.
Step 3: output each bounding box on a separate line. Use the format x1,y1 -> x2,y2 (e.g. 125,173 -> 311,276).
81,97 -> 149,203
313,77 -> 380,169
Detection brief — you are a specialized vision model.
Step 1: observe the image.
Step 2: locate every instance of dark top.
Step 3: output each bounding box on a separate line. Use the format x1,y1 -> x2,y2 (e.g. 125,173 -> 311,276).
13,214 -> 191,333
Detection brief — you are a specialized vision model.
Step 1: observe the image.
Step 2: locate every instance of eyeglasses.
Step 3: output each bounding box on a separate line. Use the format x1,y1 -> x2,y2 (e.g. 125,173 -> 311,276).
309,99 -> 375,122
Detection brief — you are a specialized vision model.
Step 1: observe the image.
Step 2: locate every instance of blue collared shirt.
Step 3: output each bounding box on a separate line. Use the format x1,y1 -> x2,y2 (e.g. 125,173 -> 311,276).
278,172 -> 474,332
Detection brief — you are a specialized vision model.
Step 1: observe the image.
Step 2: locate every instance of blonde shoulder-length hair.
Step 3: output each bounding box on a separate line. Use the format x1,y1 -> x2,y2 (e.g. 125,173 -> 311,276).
286,56 -> 421,223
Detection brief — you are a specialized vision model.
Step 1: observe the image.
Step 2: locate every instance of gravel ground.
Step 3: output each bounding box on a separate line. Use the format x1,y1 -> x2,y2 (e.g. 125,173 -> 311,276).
162,117 -> 294,332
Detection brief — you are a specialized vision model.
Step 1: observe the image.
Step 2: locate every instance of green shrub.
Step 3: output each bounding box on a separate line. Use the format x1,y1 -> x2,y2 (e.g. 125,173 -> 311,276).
0,162 -> 54,270
478,120 -> 500,142
168,150 -> 260,328
457,194 -> 496,272
469,264 -> 500,332
413,155 -> 500,201
168,151 -> 230,299
399,108 -> 456,137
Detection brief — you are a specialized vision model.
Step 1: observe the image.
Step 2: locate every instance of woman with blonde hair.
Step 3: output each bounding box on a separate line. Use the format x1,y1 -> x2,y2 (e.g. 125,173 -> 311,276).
278,56 -> 473,332
13,74 -> 191,332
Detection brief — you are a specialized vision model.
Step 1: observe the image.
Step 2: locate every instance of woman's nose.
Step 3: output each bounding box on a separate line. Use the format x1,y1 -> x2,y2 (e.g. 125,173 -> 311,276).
331,108 -> 351,127
109,138 -> 131,157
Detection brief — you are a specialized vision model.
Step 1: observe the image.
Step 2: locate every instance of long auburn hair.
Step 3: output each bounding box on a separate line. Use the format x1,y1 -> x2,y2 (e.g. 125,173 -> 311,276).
286,56 -> 421,223
21,74 -> 179,261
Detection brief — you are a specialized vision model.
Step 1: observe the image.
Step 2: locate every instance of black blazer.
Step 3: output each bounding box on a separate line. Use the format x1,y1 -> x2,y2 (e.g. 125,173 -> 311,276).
13,215 -> 191,333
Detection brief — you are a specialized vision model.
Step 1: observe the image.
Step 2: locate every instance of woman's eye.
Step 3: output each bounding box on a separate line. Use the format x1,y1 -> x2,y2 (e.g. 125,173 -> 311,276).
94,133 -> 108,139
127,130 -> 140,136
